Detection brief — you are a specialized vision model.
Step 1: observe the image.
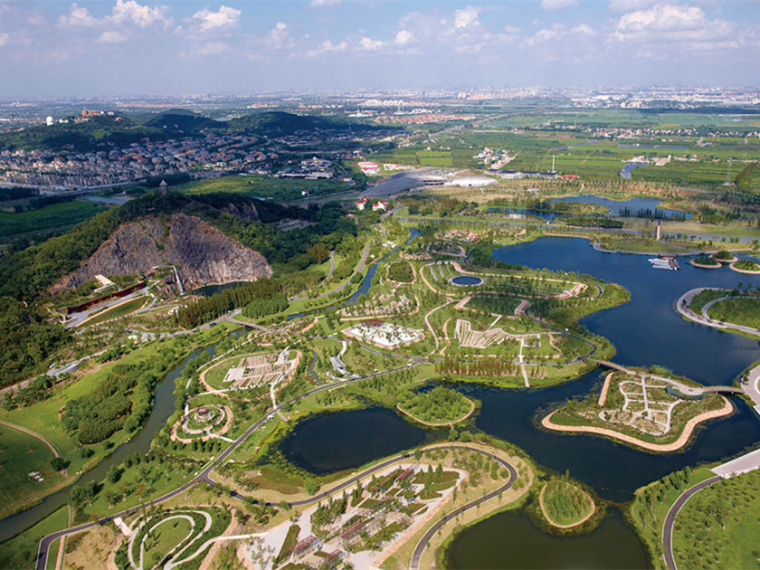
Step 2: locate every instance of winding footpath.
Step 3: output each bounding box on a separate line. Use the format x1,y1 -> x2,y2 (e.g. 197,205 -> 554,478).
34,357 -> 423,570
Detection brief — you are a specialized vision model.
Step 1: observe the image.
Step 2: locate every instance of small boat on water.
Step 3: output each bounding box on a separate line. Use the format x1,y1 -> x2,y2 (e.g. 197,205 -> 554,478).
649,257 -> 680,270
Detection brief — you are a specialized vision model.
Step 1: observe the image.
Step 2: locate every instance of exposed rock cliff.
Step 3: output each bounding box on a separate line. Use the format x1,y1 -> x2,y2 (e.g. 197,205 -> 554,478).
51,213 -> 272,293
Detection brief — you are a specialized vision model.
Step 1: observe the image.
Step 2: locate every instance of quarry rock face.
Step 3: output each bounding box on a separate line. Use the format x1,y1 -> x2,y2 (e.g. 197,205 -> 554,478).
51,213 -> 272,293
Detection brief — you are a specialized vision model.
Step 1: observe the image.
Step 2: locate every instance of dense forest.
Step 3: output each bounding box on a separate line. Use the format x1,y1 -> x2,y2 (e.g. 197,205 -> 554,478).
0,298 -> 69,389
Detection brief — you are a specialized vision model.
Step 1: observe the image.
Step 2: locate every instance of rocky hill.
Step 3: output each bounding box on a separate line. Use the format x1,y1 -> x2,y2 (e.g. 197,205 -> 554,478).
50,213 -> 271,293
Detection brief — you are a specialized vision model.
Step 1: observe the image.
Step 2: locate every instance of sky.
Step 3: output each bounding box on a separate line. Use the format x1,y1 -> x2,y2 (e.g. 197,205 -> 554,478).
1,0 -> 759,99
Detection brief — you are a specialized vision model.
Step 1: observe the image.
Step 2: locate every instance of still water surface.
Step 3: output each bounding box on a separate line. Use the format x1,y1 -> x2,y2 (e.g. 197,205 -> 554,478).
281,236 -> 760,568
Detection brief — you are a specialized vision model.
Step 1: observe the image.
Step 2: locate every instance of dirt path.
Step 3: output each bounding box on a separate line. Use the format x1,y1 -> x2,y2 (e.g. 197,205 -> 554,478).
0,420 -> 61,459
598,372 -> 613,406
538,483 -> 596,529
541,397 -> 734,452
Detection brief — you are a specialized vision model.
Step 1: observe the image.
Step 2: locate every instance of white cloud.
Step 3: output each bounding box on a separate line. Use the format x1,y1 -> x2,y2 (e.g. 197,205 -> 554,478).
609,0 -> 658,13
614,3 -> 734,45
192,6 -> 240,32
60,0 -> 170,31
524,26 -> 562,46
0,32 -> 8,47
99,30 -> 126,43
454,6 -> 480,29
59,4 -> 98,27
359,37 -> 384,50
309,0 -> 341,6
306,39 -> 347,57
504,25 -> 521,35
571,24 -> 595,35
111,0 -> 170,29
539,0 -> 579,11
394,30 -> 414,45
198,40 -> 230,55
267,22 -> 292,48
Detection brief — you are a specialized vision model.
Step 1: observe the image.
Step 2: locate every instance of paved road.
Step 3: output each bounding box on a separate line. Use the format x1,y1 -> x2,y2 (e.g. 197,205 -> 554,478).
662,476 -> 721,570
34,358 -> 423,570
677,288 -> 760,339
409,448 -> 517,570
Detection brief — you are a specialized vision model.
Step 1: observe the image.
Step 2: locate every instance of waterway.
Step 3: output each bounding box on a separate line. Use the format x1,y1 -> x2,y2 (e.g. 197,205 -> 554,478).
550,195 -> 692,220
279,235 -> 760,567
620,162 -> 650,180
0,332 -> 240,543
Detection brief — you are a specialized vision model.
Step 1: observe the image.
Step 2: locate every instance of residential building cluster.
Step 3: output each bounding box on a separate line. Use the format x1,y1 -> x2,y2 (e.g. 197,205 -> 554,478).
0,132 -> 269,189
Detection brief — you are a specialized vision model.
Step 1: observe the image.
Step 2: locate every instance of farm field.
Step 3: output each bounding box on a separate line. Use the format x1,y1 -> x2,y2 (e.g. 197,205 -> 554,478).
0,200 -> 108,239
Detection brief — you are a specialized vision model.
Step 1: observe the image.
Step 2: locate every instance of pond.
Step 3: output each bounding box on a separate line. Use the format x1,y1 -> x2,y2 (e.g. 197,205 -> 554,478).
279,407 -> 428,475
450,275 -> 484,286
445,508 -> 649,569
550,195 -> 692,219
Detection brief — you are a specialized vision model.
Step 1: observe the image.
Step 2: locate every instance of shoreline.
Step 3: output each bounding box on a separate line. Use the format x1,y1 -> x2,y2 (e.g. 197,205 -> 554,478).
541,397 -> 734,453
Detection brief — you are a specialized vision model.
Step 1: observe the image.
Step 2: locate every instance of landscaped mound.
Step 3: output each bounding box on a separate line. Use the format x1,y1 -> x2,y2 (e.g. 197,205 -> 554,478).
707,296 -> 760,329
730,259 -> 760,274
539,478 -> 595,529
397,386 -> 475,426
387,262 -> 415,283
690,255 -> 721,268
711,250 -> 736,264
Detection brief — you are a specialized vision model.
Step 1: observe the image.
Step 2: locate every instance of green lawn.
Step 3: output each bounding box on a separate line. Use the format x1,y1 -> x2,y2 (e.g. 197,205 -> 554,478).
673,469 -> 760,569
0,505 -> 69,570
177,174 -> 353,201
707,297 -> 760,329
0,200 -> 108,239
79,295 -> 147,327
628,466 -> 714,569
0,425 -> 66,519
0,325 -> 231,518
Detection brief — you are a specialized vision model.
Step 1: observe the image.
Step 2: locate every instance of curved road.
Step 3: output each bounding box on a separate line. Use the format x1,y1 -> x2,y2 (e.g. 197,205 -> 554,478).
662,475 -> 721,570
409,448 -> 517,570
34,359 -> 422,570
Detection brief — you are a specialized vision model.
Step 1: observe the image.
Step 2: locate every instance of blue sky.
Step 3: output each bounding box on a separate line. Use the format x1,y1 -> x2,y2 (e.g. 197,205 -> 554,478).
1,0 -> 759,98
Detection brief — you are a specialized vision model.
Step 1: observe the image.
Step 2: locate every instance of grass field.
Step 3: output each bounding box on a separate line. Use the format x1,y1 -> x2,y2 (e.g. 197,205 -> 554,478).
0,325 -> 231,518
0,200 -> 108,239
628,466 -> 714,569
0,505 -> 69,570
707,296 -> 760,329
673,469 -> 760,569
0,425 -> 66,519
78,295 -> 147,327
176,174 -> 354,201
540,479 -> 594,527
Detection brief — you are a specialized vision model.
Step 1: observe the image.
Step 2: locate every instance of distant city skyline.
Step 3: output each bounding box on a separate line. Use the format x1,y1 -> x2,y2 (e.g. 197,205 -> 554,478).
1,1 -> 759,99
